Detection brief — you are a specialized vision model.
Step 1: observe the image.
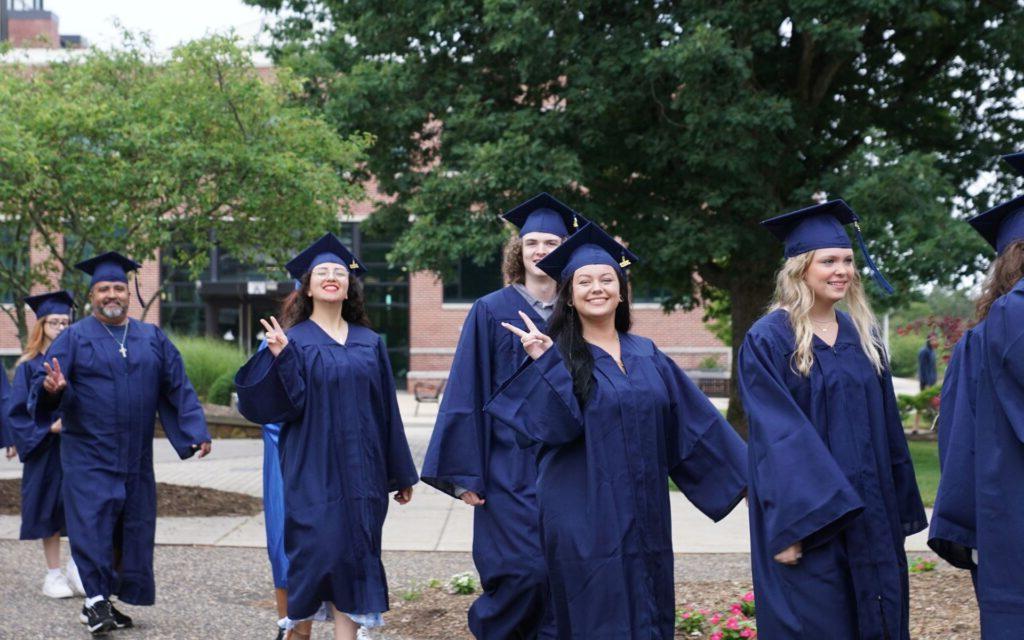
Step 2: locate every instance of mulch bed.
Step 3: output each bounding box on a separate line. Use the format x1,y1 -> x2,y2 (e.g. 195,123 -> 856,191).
377,570 -> 979,640
0,479 -> 262,517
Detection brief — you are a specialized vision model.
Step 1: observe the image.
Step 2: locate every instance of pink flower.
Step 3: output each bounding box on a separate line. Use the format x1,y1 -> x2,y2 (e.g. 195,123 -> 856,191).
709,613 -> 721,625
743,591 -> 755,602
726,616 -> 740,630
730,604 -> 743,614
700,609 -> 711,616
681,612 -> 691,619
710,634 -> 724,640
741,630 -> 755,638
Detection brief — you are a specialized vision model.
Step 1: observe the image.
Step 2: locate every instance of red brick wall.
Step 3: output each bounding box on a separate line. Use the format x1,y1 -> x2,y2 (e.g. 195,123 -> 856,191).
8,14 -> 60,49
406,271 -> 729,391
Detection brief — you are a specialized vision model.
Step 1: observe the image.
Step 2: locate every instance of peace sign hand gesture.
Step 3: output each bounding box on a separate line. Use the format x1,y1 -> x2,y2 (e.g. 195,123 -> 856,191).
260,316 -> 289,357
501,311 -> 554,360
42,358 -> 67,395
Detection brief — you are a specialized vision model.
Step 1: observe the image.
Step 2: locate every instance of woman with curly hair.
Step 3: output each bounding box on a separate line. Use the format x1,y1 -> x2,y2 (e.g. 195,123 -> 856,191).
738,200 -> 926,639
235,233 -> 418,640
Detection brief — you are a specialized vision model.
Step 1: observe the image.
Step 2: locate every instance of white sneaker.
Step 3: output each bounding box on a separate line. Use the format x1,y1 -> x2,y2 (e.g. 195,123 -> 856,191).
65,557 -> 86,596
42,572 -> 74,599
356,627 -> 371,640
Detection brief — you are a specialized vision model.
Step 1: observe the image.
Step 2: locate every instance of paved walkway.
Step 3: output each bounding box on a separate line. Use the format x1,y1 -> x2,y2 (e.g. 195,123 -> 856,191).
0,384 -> 934,553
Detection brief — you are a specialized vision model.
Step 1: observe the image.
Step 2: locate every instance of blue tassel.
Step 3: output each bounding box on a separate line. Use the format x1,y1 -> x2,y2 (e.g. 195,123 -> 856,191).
853,223 -> 894,295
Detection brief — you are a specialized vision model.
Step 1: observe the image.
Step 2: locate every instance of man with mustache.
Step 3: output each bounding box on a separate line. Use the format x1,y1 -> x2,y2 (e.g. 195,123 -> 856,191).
29,251 -> 212,635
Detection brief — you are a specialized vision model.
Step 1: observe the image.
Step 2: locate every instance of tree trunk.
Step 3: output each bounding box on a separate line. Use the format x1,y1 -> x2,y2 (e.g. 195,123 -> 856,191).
725,278 -> 775,440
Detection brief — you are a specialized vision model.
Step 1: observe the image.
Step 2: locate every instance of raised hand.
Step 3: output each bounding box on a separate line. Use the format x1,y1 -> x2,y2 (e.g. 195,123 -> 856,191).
501,311 -> 554,360
260,316 -> 289,357
41,358 -> 67,395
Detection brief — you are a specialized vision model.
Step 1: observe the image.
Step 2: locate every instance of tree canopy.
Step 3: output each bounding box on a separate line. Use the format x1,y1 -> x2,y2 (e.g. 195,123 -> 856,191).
0,34 -> 369,339
249,0 -> 1023,433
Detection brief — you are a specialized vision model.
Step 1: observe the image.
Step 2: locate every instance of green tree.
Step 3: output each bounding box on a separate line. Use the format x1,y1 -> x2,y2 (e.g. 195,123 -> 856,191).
0,34 -> 369,340
249,0 -> 1023,435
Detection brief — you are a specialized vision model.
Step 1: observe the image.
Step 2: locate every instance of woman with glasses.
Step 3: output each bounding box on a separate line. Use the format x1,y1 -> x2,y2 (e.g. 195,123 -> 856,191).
6,291 -> 85,599
236,233 -> 418,640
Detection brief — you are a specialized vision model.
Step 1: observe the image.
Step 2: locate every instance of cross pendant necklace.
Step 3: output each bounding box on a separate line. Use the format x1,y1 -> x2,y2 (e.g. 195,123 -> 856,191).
102,321 -> 129,358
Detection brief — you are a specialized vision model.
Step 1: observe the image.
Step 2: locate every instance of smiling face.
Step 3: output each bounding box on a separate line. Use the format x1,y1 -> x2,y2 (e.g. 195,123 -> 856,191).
571,264 -> 621,321
308,262 -> 350,304
803,248 -> 855,304
90,281 -> 130,321
521,232 -> 563,278
42,314 -> 70,343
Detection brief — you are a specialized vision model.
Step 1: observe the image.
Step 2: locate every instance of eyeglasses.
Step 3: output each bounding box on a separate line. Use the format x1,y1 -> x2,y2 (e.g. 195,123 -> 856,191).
311,268 -> 349,279
44,319 -> 70,328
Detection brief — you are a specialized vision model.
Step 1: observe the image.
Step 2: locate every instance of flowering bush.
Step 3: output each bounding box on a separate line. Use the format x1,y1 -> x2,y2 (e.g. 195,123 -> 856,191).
445,572 -> 478,595
909,557 -> 937,574
676,592 -> 757,639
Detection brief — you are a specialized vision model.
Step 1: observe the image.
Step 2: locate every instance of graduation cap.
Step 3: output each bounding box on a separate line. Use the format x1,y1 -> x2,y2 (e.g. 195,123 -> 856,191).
501,192 -> 585,238
760,198 -> 894,295
967,194 -> 1024,255
75,251 -> 142,287
285,232 -> 367,280
536,221 -> 639,283
1002,151 -> 1024,176
24,290 -> 74,318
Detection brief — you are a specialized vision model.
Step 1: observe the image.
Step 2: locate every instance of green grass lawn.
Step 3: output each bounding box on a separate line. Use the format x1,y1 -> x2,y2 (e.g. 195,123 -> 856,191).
908,440 -> 939,508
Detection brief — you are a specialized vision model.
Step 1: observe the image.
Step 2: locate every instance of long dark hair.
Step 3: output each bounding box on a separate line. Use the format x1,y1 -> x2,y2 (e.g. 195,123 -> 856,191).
279,271 -> 372,329
546,270 -> 632,407
971,239 -> 1024,327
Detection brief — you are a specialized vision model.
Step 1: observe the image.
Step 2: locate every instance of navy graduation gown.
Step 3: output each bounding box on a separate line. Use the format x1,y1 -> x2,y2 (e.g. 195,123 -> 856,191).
485,334 -> 747,639
27,316 -> 210,604
420,286 -> 553,638
928,326 -> 982,572
235,321 -> 418,620
946,278 -> 1024,636
0,370 -> 11,448
8,355 -> 65,539
738,309 -> 927,640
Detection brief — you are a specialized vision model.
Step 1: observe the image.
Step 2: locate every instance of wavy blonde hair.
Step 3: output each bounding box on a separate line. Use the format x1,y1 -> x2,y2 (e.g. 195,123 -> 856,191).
17,320 -> 48,366
769,251 -> 885,376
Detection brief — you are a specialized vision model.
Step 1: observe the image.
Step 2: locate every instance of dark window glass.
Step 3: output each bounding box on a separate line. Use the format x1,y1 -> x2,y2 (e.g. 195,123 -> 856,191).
443,256 -> 503,303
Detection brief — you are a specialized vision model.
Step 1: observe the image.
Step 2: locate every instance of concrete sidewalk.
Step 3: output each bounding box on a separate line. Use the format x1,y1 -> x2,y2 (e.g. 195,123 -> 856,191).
0,384 -> 934,553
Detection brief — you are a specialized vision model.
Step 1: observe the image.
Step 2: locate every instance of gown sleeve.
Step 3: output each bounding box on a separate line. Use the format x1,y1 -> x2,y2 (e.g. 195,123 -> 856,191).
987,288 -> 1024,444
879,365 -> 928,536
7,360 -> 57,460
928,335 -> 978,569
484,346 -> 584,447
654,350 -> 747,521
234,339 -> 306,425
27,328 -> 76,422
738,332 -> 865,556
0,372 -> 12,448
155,328 -> 212,459
376,336 -> 419,491
419,302 -> 493,497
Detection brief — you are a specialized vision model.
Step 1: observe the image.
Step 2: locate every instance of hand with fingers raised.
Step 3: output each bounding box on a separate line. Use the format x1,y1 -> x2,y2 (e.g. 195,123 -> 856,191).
260,316 -> 289,357
41,358 -> 67,395
501,310 -> 554,360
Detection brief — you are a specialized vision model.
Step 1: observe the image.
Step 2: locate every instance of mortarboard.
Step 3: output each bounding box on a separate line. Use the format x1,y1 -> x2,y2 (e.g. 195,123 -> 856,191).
536,221 -> 639,283
24,290 -> 74,318
285,233 -> 367,280
75,252 -> 142,288
967,195 -> 1024,255
1002,151 -> 1024,176
501,192 -> 585,238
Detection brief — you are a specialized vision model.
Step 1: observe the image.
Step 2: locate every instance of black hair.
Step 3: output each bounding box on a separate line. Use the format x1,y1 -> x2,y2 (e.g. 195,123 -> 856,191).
280,271 -> 372,329
546,269 -> 632,407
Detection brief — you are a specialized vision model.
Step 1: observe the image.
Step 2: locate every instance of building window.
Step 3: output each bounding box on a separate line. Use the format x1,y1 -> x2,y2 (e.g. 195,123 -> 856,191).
443,256 -> 503,303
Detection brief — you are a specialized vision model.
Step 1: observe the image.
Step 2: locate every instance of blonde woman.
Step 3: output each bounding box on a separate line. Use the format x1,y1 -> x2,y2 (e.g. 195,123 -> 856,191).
6,291 -> 84,598
738,200 -> 926,640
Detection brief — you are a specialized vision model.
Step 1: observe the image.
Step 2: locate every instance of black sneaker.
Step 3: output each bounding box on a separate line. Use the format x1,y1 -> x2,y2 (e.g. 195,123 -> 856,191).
109,603 -> 133,629
80,599 -> 117,635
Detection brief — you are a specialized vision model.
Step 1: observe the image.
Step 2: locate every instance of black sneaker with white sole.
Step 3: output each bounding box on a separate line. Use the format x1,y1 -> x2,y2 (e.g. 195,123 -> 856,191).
80,599 -> 117,635
109,603 -> 133,629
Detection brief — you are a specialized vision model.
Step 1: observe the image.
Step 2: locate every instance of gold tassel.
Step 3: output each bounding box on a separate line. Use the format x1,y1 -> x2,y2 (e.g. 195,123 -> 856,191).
573,215 -> 579,229
350,260 -> 359,270
619,255 -> 631,268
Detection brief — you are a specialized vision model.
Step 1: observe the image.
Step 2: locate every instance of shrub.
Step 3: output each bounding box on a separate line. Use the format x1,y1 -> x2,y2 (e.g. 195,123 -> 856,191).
446,572 -> 477,595
169,334 -> 246,402
208,371 -> 236,406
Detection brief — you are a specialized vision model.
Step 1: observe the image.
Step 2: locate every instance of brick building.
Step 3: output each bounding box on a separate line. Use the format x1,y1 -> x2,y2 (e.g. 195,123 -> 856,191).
0,5 -> 729,387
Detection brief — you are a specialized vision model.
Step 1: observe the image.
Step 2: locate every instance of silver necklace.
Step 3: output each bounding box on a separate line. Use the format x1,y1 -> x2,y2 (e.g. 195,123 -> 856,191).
101,320 -> 129,358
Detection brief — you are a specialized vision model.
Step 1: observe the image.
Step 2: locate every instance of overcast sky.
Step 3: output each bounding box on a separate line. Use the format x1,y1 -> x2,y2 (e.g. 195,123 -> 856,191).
43,0 -> 276,50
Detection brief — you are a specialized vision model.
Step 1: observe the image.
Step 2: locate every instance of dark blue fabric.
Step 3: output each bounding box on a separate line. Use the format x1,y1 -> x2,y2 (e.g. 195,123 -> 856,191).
74,252 -> 140,286
964,278 -> 1024,636
256,340 -> 288,590
485,335 -> 747,639
420,286 -> 555,639
235,321 -> 418,620
26,316 -> 210,604
284,232 -> 366,279
8,355 -> 65,539
24,291 -> 74,318
917,343 -> 937,388
0,371 -> 11,449
535,222 -> 638,284
738,309 -> 926,640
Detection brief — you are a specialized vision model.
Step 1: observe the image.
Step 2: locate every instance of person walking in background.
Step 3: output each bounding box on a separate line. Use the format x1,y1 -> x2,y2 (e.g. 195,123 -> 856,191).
738,200 -> 926,640
420,193 -> 584,638
486,222 -> 747,639
6,291 -> 85,599
929,161 -> 1024,637
29,251 -> 212,635
235,233 -> 418,640
918,334 -> 939,390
